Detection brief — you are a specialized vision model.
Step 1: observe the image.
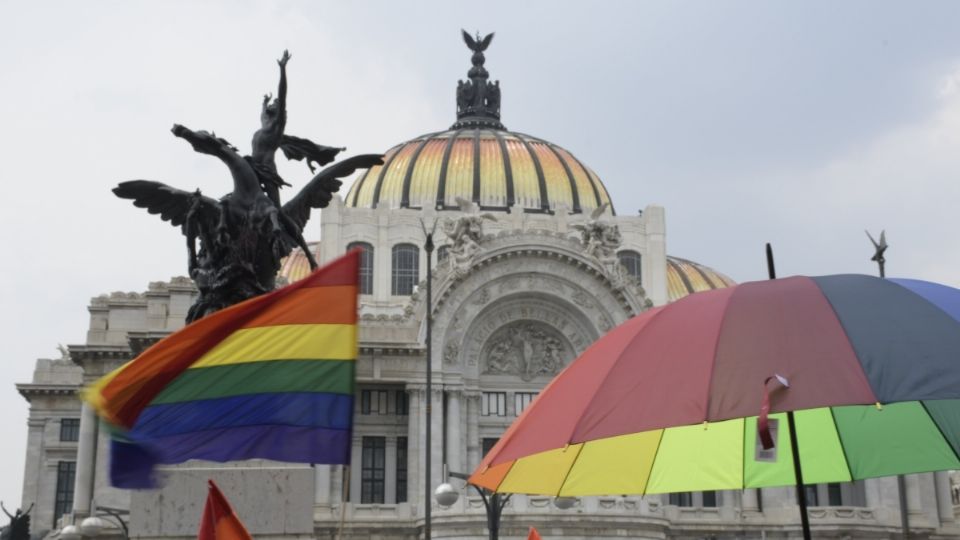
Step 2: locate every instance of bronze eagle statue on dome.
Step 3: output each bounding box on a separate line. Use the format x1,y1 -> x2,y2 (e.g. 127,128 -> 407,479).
114,50 -> 383,322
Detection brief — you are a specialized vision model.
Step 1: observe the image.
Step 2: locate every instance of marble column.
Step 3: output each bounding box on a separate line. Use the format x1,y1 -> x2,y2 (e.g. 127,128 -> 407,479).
465,392 -> 480,470
430,388 -> 444,496
741,489 -> 760,513
445,389 -> 463,475
71,403 -> 98,517
21,418 -> 45,509
906,474 -> 923,514
331,465 -> 344,507
935,471 -> 955,524
315,465 -> 332,506
406,385 -> 423,513
385,436 -> 398,504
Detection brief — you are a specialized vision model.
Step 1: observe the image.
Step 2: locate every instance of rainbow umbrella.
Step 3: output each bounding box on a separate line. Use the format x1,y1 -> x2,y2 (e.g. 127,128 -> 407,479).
470,274 -> 960,536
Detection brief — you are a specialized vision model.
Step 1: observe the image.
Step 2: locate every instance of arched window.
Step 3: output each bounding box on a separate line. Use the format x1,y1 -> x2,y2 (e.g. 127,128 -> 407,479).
348,242 -> 374,295
392,243 -> 420,295
618,250 -> 642,284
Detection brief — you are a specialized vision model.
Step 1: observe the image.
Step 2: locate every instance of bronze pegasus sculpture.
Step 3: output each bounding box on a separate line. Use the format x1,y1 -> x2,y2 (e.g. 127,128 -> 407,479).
114,50 -> 382,322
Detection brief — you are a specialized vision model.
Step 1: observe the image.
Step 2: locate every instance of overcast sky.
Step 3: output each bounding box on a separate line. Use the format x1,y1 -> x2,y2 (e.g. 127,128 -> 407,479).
2,1 -> 959,511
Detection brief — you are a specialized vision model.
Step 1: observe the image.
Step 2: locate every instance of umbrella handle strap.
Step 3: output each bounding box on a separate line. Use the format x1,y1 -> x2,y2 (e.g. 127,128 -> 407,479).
758,374 -> 789,450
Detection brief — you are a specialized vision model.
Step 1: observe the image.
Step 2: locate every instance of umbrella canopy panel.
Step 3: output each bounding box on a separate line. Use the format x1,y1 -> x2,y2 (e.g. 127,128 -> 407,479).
470,275 -> 960,496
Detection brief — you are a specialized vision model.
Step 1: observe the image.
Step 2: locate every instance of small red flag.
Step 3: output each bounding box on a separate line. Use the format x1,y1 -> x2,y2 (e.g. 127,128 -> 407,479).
198,480 -> 252,540
528,526 -> 543,540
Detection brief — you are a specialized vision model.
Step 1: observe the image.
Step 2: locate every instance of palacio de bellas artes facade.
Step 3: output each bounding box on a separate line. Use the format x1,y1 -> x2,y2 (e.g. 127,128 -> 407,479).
15,33 -> 960,540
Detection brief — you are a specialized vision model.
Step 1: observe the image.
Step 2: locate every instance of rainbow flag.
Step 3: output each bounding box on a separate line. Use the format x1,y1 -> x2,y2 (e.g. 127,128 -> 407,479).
198,480 -> 252,540
84,250 -> 359,487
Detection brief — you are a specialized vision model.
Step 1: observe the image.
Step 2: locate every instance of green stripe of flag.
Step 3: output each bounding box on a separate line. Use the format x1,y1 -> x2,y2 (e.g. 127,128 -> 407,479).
151,359 -> 355,404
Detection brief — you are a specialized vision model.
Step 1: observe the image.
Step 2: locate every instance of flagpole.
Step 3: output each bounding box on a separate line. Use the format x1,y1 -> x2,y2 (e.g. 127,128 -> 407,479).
336,465 -> 350,540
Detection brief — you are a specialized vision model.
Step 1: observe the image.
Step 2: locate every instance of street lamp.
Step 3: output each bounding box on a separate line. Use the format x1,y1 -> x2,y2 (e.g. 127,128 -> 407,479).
79,517 -> 107,537
60,507 -> 129,540
420,218 -> 438,540
435,471 -> 575,540
59,525 -> 80,540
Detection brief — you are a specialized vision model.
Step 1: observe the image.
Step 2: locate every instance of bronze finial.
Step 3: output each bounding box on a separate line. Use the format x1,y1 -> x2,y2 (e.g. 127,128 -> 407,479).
454,30 -> 504,129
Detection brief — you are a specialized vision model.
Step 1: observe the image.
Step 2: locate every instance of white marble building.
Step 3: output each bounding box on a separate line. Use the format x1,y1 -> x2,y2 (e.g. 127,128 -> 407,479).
16,34 -> 960,540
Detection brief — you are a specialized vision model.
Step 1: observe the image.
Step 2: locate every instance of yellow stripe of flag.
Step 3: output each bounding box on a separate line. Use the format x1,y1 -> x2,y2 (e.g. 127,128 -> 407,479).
191,324 -> 357,368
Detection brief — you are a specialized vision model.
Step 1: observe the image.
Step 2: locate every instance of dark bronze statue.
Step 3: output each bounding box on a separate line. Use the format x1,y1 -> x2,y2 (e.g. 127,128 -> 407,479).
1,503 -> 32,540
115,51 -> 383,322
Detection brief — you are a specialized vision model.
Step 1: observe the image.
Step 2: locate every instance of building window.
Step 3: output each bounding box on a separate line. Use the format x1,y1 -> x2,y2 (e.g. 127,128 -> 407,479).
54,461 -> 76,525
396,437 -> 408,503
361,389 -> 389,415
360,437 -> 386,504
437,245 -> 449,262
618,250 -> 642,284
807,482 -> 866,507
514,392 -> 538,416
482,438 -> 499,457
348,242 -> 374,295
395,390 -> 409,416
481,392 -> 507,416
391,244 -> 419,295
60,418 -> 80,442
667,491 -> 717,507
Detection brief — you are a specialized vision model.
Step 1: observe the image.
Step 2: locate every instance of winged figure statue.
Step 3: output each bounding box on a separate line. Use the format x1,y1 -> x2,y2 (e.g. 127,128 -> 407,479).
572,203 -> 621,260
866,229 -> 888,278
114,51 -> 383,322
462,30 -> 494,53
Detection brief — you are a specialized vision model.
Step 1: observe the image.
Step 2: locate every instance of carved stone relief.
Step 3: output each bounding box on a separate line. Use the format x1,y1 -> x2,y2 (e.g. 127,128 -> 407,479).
443,342 -> 460,365
481,321 -> 570,381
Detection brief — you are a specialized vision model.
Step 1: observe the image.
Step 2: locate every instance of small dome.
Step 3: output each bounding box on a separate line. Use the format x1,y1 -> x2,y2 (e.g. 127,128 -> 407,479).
666,256 -> 736,302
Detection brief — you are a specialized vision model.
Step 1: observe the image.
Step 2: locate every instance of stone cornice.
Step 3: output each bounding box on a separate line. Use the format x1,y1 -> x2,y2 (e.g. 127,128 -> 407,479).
17,383 -> 79,399
127,332 -> 171,356
68,345 -> 132,364
359,346 -> 424,356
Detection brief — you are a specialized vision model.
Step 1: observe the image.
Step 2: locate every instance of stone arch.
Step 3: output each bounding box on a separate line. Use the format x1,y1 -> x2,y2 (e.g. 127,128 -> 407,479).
432,242 -> 638,378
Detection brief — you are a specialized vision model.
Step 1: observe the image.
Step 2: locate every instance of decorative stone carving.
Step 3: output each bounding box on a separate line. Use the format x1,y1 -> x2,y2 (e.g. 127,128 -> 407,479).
571,204 -> 636,288
481,321 -> 570,381
597,316 -> 612,332
443,197 -> 497,276
472,288 -> 490,306
573,204 -> 621,261
443,342 -> 460,365
571,289 -> 594,309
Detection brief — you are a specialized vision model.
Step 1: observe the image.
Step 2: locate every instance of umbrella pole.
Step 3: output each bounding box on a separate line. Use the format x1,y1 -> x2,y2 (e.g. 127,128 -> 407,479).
786,411 -> 812,540
767,244 -> 812,540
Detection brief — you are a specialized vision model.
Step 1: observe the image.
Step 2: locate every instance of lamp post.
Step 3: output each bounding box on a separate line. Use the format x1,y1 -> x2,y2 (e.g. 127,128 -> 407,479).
420,218 -> 438,540
435,471 -> 575,540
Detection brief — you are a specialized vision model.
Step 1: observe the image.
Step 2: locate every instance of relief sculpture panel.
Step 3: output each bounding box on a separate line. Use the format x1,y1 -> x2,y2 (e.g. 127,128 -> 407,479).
481,321 -> 571,381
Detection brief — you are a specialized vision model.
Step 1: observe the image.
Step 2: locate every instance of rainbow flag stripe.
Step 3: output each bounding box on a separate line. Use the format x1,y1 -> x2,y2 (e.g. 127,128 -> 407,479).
84,251 -> 359,487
